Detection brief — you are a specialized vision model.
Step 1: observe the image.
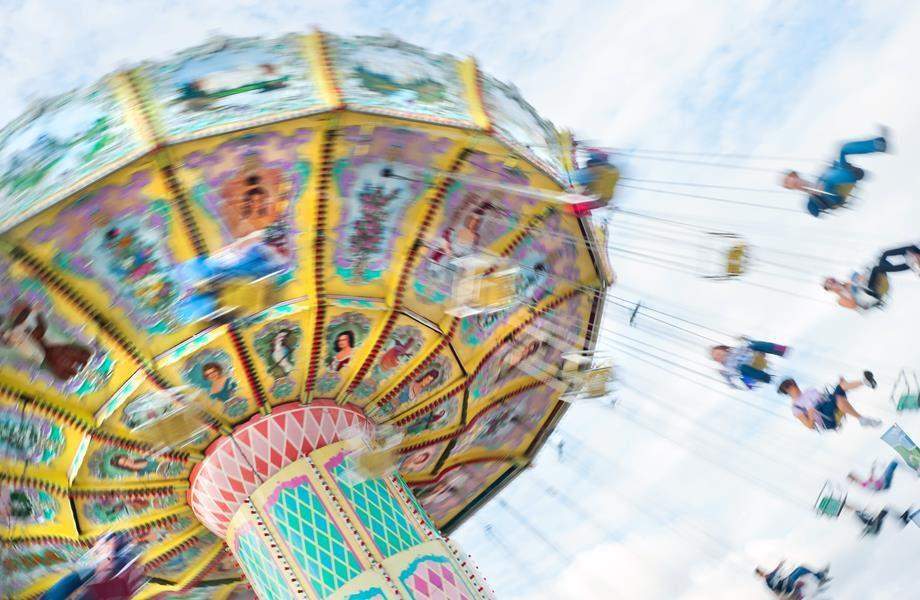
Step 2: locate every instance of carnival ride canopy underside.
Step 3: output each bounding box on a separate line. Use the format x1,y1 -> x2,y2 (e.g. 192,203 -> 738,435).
0,31 -> 607,598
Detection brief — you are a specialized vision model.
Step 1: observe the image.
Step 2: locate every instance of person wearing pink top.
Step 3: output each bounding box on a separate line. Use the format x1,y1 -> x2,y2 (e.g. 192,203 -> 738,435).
847,460 -> 898,492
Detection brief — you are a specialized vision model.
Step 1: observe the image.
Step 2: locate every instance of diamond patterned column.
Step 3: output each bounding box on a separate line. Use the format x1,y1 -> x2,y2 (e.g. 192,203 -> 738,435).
194,404 -> 492,600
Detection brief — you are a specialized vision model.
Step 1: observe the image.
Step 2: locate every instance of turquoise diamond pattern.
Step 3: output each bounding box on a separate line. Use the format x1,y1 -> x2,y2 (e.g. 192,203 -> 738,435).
269,480 -> 363,597
332,458 -> 421,558
235,526 -> 293,600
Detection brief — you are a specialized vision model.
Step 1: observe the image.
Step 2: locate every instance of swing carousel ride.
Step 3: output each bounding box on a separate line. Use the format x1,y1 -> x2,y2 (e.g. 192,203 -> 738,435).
0,32 -> 613,599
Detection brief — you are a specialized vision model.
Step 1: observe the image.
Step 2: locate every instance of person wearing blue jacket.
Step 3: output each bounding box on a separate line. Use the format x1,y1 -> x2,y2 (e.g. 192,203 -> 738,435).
782,129 -> 889,217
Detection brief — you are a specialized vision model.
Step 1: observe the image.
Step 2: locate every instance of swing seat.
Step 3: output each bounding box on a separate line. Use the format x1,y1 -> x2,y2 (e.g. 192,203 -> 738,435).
445,255 -> 520,317
698,233 -> 751,280
128,388 -> 213,450
750,352 -> 768,371
218,272 -> 284,315
814,481 -> 847,518
353,447 -> 399,479
725,243 -> 748,277
560,353 -> 615,402
584,164 -> 620,204
874,273 -> 890,298
891,369 -> 920,411
897,393 -> 920,411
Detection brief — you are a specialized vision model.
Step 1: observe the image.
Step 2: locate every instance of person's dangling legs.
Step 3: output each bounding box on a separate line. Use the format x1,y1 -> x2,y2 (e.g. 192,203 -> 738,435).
875,245 -> 920,274
738,363 -> 772,385
784,566 -> 816,592
838,136 -> 887,165
881,460 -> 898,490
747,341 -> 789,357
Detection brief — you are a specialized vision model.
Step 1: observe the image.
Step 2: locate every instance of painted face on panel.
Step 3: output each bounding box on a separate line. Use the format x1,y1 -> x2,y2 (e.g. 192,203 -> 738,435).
412,154 -> 532,307
184,131 -> 310,273
253,320 -> 302,398
87,446 -> 183,480
315,311 -> 371,394
378,354 -> 452,416
181,349 -> 248,418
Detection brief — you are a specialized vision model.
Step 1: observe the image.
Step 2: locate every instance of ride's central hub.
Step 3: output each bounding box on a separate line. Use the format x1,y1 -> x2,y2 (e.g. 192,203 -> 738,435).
189,402 -> 490,599
189,401 -> 371,537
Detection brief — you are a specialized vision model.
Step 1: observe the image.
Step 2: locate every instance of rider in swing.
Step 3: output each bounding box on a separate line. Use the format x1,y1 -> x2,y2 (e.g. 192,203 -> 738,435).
755,561 -> 830,598
709,339 -> 790,389
822,243 -> 920,311
782,128 -> 889,217
777,373 -> 881,431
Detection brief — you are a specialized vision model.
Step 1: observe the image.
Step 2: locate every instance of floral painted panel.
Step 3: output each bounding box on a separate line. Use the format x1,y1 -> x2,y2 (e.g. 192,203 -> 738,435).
330,126 -> 451,288
28,169 -> 189,335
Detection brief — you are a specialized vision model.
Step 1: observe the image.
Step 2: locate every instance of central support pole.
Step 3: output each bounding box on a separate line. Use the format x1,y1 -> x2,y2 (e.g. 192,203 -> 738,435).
189,402 -> 492,599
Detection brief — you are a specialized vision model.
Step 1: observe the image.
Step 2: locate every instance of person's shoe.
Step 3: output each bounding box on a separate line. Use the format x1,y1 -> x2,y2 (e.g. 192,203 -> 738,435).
863,371 -> 877,389
877,124 -> 890,152
906,251 -> 920,276
859,416 -> 882,428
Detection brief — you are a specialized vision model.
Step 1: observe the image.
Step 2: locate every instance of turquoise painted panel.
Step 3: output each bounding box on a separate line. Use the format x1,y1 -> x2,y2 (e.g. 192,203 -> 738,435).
235,524 -> 294,600
328,453 -> 421,558
265,474 -> 363,597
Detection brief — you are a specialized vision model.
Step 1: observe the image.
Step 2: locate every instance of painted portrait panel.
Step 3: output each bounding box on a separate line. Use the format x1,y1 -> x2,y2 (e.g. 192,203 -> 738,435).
0,258 -> 114,399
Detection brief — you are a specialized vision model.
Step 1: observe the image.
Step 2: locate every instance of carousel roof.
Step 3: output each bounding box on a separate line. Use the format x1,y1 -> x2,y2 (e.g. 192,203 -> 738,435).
0,31 -> 608,598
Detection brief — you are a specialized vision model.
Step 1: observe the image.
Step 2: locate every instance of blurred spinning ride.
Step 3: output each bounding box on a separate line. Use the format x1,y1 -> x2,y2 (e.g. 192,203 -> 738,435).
0,31 -> 611,598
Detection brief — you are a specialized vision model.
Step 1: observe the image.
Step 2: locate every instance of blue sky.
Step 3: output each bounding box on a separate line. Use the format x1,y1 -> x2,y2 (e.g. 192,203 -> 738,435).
2,1 -> 919,598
